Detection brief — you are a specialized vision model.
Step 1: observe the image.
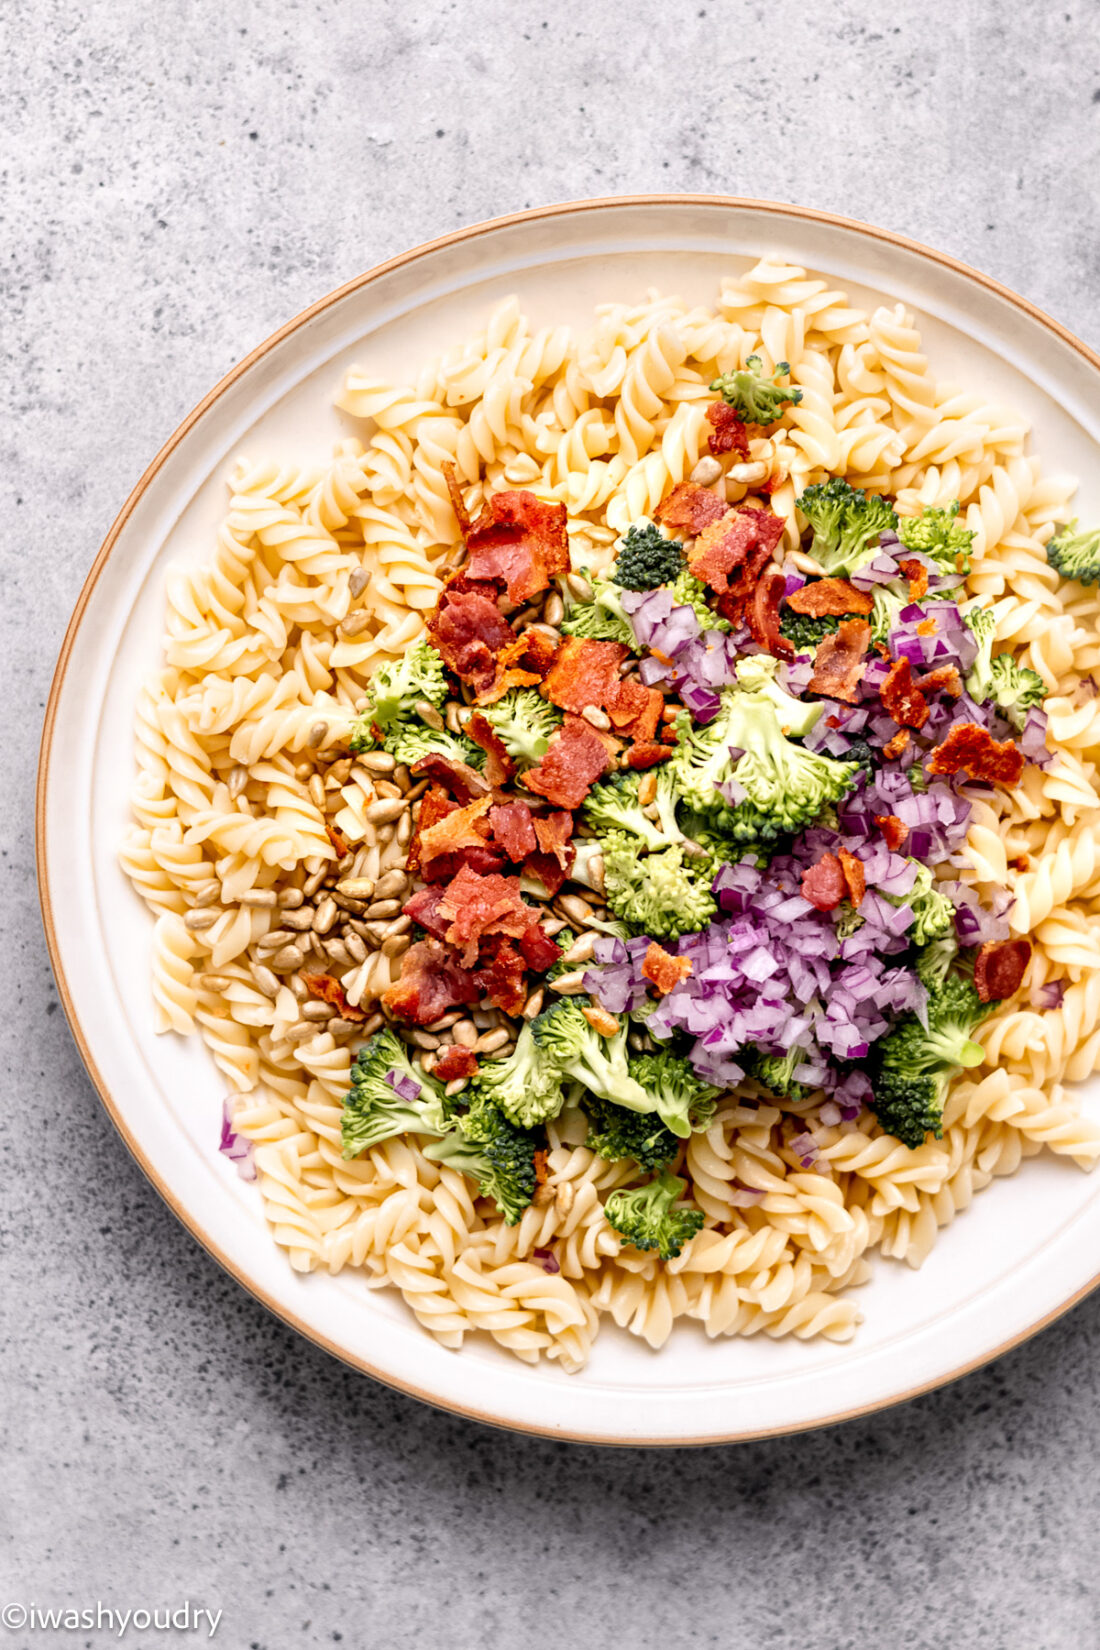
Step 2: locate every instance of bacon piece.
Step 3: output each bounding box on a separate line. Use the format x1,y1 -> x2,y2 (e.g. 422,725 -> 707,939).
800,852 -> 848,912
406,786 -> 458,876
807,618 -> 871,704
436,864 -> 533,966
705,400 -> 750,458
655,481 -> 729,536
688,509 -> 759,594
441,460 -> 471,534
875,813 -> 909,852
883,729 -> 910,761
411,753 -> 490,805
898,556 -> 930,601
383,939 -> 481,1024
433,1044 -> 479,1082
974,938 -> 1032,1004
747,567 -> 793,658
624,739 -> 674,768
914,664 -> 962,699
427,586 -> 516,694
533,1149 -> 549,1187
465,711 -> 516,785
607,676 -> 663,741
325,823 -> 351,860
462,489 -> 570,605
926,724 -> 1025,787
880,656 -> 930,730
519,921 -> 563,973
402,884 -> 450,939
473,935 -> 529,1015
542,637 -> 629,715
300,972 -> 368,1023
521,714 -> 612,810
489,801 -> 538,863
524,811 -> 576,895
837,846 -> 866,908
478,626 -> 561,705
787,578 -> 873,618
641,941 -> 693,996
419,794 -> 492,866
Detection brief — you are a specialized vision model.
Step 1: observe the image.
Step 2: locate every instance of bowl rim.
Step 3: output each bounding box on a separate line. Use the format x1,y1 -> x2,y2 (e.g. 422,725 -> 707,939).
36,193 -> 1100,1444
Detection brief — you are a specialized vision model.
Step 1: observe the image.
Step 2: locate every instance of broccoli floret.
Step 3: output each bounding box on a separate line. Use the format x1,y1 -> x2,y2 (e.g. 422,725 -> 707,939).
531,999 -> 654,1113
896,501 -> 974,575
679,801 -> 777,860
779,610 -> 841,652
746,1045 -> 811,1104
986,655 -> 1046,731
431,1102 -> 539,1225
464,1020 -> 568,1129
583,769 -> 682,851
671,685 -> 855,836
870,581 -> 908,646
885,862 -> 956,946
915,934 -> 959,991
349,640 -> 449,751
585,1096 -> 681,1172
601,834 -> 718,940
834,900 -> 865,940
710,354 -> 802,425
962,604 -> 999,703
907,762 -> 928,794
628,1050 -> 720,1138
611,521 -> 685,590
341,1028 -> 447,1157
480,689 -> 563,766
604,1171 -> 705,1259
1046,520 -> 1100,585
798,478 -> 898,578
668,567 -> 730,632
871,976 -> 988,1148
560,573 -> 637,647
384,720 -> 486,770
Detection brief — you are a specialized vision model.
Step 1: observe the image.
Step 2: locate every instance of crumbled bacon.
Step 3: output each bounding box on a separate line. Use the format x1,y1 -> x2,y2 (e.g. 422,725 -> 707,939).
521,714 -> 612,809
705,400 -> 750,458
974,938 -> 1032,1004
624,740 -> 674,768
747,567 -> 793,658
478,626 -> 560,705
441,460 -> 471,534
406,785 -> 458,876
898,557 -> 930,601
800,852 -> 848,912
403,884 -> 450,939
926,723 -> 1025,787
300,972 -> 367,1022
325,823 -> 351,860
807,618 -> 871,703
489,801 -> 538,863
607,675 -> 663,741
419,795 -> 495,881
519,921 -> 563,972
465,712 -> 516,785
436,864 -> 533,966
427,585 -> 516,694
542,637 -> 628,715
837,846 -> 866,908
875,813 -> 909,851
786,578 -> 873,618
883,728 -> 910,761
411,753 -> 490,805
880,656 -> 930,730
655,481 -> 730,537
433,1044 -> 479,1082
383,939 -> 481,1025
641,941 -> 693,996
524,807 -> 576,893
688,509 -> 763,594
914,664 -> 962,699
462,489 -> 570,605
473,935 -> 529,1015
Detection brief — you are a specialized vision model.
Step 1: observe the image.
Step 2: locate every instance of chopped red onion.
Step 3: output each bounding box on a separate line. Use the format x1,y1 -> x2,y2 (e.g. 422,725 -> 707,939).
219,1099 -> 257,1182
533,1246 -> 560,1275
385,1069 -> 422,1103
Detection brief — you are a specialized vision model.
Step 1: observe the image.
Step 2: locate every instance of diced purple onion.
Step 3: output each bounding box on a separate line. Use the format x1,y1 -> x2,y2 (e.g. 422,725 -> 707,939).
385,1069 -> 422,1104
219,1099 -> 257,1182
533,1246 -> 560,1275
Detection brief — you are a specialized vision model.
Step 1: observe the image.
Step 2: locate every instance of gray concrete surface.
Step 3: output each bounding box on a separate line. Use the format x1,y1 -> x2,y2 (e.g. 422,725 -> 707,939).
3,2 -> 1100,1647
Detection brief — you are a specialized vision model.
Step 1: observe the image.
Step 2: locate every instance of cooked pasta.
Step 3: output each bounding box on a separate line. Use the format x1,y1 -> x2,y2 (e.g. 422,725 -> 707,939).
122,259 -> 1100,1370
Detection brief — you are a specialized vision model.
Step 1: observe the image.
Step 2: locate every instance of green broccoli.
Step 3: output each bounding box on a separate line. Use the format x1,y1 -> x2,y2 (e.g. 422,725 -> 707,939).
678,805 -> 776,862
341,1028 -> 447,1158
798,478 -> 898,578
962,604 -> 1000,703
986,655 -> 1046,731
746,1045 -> 811,1104
668,567 -> 730,632
600,834 -> 719,940
384,721 -> 486,770
710,354 -> 802,425
531,999 -> 654,1113
885,862 -> 956,946
1045,520 -> 1100,586
611,521 -> 685,591
479,689 -> 563,766
628,1050 -> 720,1138
560,573 -> 637,647
349,640 -> 449,751
914,934 -> 959,991
871,976 -> 988,1148
464,1020 -> 568,1129
870,581 -> 908,646
583,769 -> 682,851
907,762 -> 928,794
671,685 -> 856,837
585,1096 -> 681,1172
430,1102 -> 540,1225
834,901 -> 865,940
896,500 -> 974,575
604,1171 -> 705,1259
779,610 -> 842,652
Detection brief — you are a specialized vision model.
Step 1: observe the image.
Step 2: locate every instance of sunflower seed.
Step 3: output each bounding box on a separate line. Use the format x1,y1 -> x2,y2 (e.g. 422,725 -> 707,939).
522,987 -> 545,1020
690,455 -> 723,486
270,943 -> 305,971
565,571 -> 593,602
184,909 -> 218,932
550,969 -> 587,995
302,1000 -> 333,1021
308,774 -> 327,810
366,797 -> 407,826
476,1028 -> 511,1054
348,566 -> 371,597
239,888 -> 278,908
373,869 -> 408,899
415,699 -> 445,731
581,705 -> 611,731
558,893 -> 595,926
312,897 -> 338,934
365,898 -> 401,920
451,1020 -> 478,1048
339,610 -> 372,637
561,932 -> 596,965
336,876 -> 376,898
358,751 -> 396,775
543,590 -> 565,626
444,1077 -> 469,1098
410,1030 -> 440,1050
307,721 -> 330,748
277,887 -> 305,909
251,964 -> 281,998
381,934 -> 410,961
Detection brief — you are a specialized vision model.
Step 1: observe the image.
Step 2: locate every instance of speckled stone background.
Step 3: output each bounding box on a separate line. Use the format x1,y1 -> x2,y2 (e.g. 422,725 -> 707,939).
5,2 -> 1100,1647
